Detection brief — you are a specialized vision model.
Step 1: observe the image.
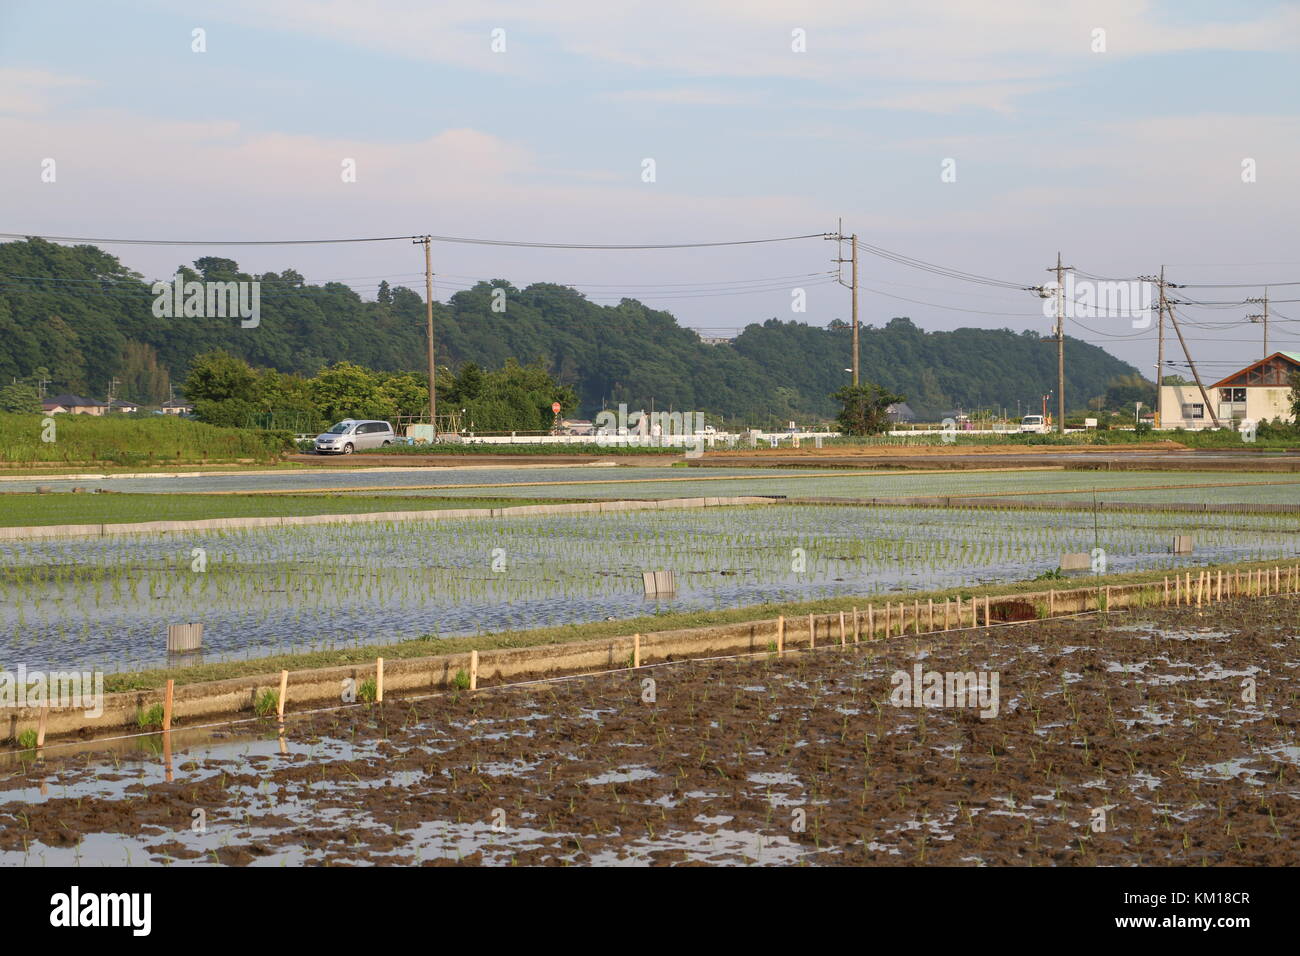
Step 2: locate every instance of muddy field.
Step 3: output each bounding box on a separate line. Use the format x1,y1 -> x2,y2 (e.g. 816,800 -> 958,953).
1,597 -> 1296,866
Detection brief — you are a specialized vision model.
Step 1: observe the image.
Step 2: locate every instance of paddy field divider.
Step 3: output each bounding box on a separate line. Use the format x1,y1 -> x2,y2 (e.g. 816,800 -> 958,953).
0,495 -> 782,541
7,563 -> 1299,750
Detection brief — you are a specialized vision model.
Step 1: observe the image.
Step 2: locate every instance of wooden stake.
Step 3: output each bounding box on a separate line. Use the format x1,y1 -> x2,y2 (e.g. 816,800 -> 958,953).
277,669 -> 288,719
944,599 -> 951,630
470,649 -> 479,691
867,605 -> 874,641
913,600 -> 920,635
839,611 -> 847,646
633,633 -> 641,668
927,599 -> 934,632
36,704 -> 48,749
808,613 -> 815,649
777,615 -> 785,656
1049,589 -> 1055,616
375,657 -> 384,703
162,679 -> 174,733
852,606 -> 860,643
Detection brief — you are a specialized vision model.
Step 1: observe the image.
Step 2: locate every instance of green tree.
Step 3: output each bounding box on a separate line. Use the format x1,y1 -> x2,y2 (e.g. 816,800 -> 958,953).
309,362 -> 391,423
1103,373 -> 1156,412
185,350 -> 259,403
833,382 -> 903,436
119,340 -> 171,404
0,382 -> 42,413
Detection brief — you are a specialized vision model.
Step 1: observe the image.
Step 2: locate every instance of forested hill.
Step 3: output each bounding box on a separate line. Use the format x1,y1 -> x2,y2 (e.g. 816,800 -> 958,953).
0,238 -> 1142,422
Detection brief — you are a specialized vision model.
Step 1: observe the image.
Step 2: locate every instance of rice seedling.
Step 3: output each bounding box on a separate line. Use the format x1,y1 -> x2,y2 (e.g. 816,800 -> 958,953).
254,689 -> 279,717
358,678 -> 377,704
2,499 -> 1295,673
136,704 -> 164,729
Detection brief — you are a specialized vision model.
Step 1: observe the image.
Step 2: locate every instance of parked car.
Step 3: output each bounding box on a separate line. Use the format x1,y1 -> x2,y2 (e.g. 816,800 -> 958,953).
313,419 -> 395,454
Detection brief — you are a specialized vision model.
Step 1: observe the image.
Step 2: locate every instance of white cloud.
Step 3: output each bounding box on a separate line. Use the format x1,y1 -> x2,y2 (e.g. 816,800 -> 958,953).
194,0 -> 1300,94
0,69 -> 93,115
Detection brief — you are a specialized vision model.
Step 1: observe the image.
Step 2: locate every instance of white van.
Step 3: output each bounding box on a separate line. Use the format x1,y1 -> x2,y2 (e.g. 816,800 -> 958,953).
313,419 -> 395,454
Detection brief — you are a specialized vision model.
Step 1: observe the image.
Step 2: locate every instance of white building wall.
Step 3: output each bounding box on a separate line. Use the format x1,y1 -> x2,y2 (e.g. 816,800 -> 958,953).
1159,385 -> 1293,429
1244,387 -> 1294,424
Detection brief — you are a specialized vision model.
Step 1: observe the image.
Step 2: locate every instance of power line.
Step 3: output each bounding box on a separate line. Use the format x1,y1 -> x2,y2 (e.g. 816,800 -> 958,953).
420,232 -> 832,250
852,238 -> 1030,290
0,232 -> 415,246
1178,280 -> 1300,288
0,230 -> 829,250
0,273 -> 841,303
861,286 -> 1039,316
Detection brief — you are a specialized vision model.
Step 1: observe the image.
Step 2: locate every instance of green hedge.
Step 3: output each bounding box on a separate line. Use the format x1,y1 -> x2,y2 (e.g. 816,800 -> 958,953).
0,413 -> 292,464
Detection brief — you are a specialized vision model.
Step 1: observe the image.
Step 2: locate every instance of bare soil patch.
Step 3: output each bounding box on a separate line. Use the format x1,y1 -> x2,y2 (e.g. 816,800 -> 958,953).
1,598 -> 1295,866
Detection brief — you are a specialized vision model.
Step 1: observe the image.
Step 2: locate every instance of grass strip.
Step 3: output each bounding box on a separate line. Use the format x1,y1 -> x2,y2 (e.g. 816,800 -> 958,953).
101,556 -> 1297,694
0,493 -> 590,527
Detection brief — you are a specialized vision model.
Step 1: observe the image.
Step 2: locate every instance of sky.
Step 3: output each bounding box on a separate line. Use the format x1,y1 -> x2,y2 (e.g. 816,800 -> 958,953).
2,0 -> 1299,380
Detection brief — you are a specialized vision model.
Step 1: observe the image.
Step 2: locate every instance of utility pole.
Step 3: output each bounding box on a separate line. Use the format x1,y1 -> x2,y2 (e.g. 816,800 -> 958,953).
413,236 -> 437,433
1165,282 -> 1221,429
1246,288 -> 1269,359
1139,269 -> 1167,429
1156,268 -> 1165,428
828,221 -> 859,385
1044,253 -> 1073,434
851,236 -> 859,385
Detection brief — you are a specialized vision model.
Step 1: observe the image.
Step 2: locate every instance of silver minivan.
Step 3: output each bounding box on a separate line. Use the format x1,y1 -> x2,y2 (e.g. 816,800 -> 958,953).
313,419 -> 395,454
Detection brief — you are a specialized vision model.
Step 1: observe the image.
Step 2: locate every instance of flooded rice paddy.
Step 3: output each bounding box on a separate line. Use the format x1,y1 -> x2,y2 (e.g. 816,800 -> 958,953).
4,465 -> 1299,503
2,502 -> 1298,672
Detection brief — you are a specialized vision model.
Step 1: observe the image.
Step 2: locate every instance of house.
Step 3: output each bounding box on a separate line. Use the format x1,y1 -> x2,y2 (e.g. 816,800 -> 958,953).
886,402 -> 916,423
1159,352 -> 1299,429
107,399 -> 140,413
41,394 -> 108,415
159,399 -> 194,415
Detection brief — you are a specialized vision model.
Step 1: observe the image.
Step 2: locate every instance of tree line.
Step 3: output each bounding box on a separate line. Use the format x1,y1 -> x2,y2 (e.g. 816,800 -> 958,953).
0,238 -> 1148,425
